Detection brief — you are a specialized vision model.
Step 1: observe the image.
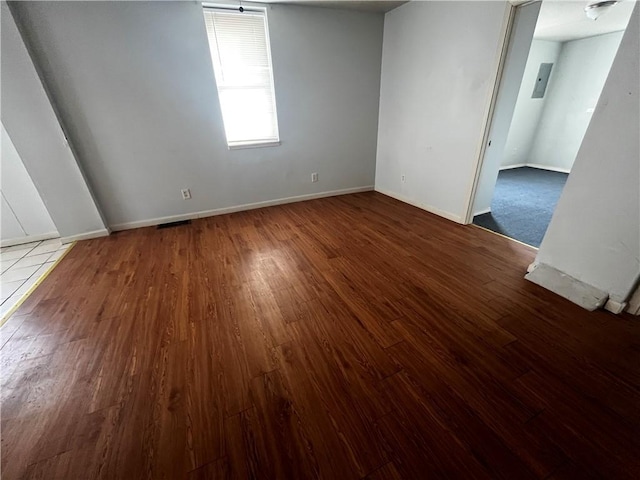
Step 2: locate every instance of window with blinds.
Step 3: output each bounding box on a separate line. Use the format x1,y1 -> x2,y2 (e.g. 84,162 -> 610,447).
203,8 -> 280,148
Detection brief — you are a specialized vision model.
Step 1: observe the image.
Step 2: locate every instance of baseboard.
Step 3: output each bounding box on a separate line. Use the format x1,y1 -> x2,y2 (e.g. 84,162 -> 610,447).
473,207 -> 491,216
604,299 -> 627,314
500,163 -> 571,174
626,285 -> 640,315
374,188 -> 464,224
526,163 -> 571,174
110,186 -> 374,231
0,232 -> 59,248
60,229 -> 110,244
499,163 -> 527,171
525,263 -> 608,311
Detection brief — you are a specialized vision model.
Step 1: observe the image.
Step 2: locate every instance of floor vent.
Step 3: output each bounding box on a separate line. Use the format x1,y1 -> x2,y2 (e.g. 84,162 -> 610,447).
157,220 -> 191,229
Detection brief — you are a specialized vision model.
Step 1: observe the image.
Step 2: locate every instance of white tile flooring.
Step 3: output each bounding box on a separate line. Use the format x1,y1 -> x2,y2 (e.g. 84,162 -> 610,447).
1,238 -> 71,319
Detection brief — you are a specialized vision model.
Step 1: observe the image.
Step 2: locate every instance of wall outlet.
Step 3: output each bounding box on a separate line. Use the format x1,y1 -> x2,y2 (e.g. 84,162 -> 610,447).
401,174 -> 406,183
311,172 -> 318,183
181,188 -> 191,200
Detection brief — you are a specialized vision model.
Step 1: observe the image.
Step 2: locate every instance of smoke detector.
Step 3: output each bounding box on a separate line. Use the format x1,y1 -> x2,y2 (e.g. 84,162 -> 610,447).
584,1 -> 620,20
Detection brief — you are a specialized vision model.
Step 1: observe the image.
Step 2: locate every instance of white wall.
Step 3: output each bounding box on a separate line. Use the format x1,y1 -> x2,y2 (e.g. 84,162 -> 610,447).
1,196 -> 24,243
10,1 -> 384,229
1,1 -> 108,242
471,1 -> 540,216
375,0 -> 510,222
501,39 -> 561,168
529,5 -> 639,306
1,124 -> 58,246
528,31 -> 624,171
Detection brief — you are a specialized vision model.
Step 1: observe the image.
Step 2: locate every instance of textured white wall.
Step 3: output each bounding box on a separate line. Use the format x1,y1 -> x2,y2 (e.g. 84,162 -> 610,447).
11,1 -> 384,229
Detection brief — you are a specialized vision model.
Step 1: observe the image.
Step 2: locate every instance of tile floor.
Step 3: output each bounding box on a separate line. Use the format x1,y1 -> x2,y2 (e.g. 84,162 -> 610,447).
1,238 -> 71,319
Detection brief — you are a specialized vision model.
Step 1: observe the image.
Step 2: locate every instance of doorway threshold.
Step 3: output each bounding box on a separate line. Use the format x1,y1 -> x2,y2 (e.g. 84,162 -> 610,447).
470,223 -> 538,250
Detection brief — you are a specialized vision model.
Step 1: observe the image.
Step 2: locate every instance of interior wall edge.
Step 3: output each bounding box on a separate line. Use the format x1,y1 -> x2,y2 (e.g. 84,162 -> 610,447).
531,4 -> 639,306
6,1 -> 110,230
467,1 -> 541,220
374,188 -> 464,224
1,1 -> 109,239
462,2 -> 517,224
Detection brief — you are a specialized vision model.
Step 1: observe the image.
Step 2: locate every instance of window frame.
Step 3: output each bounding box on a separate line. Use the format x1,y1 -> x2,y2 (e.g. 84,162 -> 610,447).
202,4 -> 281,150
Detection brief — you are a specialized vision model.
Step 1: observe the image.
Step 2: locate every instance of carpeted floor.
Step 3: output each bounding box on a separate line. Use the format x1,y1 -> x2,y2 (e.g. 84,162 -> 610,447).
473,167 -> 569,247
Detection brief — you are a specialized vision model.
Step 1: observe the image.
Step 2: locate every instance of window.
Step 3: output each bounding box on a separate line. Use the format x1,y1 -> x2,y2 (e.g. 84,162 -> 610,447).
203,7 -> 280,148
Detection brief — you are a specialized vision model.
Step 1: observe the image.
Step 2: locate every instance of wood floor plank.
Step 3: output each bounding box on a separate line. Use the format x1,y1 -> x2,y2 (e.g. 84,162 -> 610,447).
365,462 -> 403,480
2,192 -> 639,479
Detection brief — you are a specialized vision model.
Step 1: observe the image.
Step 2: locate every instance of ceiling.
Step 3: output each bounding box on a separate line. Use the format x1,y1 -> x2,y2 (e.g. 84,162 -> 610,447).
270,1 -> 408,14
534,0 -> 635,42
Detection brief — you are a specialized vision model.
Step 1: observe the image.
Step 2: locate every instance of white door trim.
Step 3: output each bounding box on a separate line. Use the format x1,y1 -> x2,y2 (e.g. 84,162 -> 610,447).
462,0 -> 542,224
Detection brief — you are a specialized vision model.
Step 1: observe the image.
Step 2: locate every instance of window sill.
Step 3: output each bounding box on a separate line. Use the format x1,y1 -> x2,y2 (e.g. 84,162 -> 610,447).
228,140 -> 281,150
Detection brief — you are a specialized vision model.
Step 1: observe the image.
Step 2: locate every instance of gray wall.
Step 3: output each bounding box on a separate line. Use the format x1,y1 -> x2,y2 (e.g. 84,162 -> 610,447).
501,39 -> 561,168
375,0 -> 510,222
529,31 -> 624,171
1,1 -> 108,241
11,1 -> 384,229
532,5 -> 639,305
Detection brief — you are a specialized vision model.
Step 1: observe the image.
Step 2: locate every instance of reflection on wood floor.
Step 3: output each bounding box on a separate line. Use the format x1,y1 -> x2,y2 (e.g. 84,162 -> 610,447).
2,192 -> 639,479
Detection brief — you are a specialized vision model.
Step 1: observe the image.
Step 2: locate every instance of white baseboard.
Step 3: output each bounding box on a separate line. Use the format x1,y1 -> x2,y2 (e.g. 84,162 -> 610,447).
626,285 -> 640,315
374,188 -> 464,224
526,163 -> 571,174
60,229 -> 110,244
525,263 -> 608,311
474,207 -> 491,216
500,163 -> 570,174
604,299 -> 627,314
1,232 -> 59,248
110,186 -> 374,231
499,163 -> 527,170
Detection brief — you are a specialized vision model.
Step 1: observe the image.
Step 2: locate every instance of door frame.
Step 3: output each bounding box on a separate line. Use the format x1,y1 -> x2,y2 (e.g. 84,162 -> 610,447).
462,0 -> 542,225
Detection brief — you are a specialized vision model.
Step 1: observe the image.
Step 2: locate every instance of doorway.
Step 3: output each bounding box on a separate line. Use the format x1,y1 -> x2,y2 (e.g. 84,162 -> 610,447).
469,0 -> 635,247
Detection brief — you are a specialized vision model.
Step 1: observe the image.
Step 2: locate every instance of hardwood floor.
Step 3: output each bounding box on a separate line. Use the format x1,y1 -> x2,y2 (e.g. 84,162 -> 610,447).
2,192 -> 639,479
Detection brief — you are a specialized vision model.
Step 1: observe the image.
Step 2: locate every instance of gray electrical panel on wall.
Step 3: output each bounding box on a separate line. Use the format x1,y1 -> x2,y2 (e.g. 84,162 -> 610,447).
532,63 -> 553,98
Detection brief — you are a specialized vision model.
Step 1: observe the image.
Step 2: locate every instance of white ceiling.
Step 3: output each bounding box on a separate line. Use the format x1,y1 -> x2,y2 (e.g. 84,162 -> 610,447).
270,1 -> 408,14
534,0 -> 636,42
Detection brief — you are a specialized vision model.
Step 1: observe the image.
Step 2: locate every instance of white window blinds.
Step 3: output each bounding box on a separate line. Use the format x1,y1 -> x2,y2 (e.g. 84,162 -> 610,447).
203,8 -> 279,147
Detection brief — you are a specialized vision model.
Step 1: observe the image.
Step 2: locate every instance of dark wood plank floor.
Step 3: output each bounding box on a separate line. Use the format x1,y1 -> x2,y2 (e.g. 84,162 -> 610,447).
2,192 -> 639,479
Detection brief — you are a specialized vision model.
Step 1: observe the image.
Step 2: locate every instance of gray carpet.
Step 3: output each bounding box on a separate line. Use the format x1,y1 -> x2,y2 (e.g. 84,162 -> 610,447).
473,167 -> 569,248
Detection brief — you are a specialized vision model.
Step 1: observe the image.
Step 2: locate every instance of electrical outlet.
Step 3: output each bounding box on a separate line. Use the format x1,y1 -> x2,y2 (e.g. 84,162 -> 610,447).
311,172 -> 318,183
401,174 -> 406,183
181,188 -> 191,200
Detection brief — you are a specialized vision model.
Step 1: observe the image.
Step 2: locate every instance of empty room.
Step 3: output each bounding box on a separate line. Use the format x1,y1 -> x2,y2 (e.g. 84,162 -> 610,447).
1,0 -> 639,479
